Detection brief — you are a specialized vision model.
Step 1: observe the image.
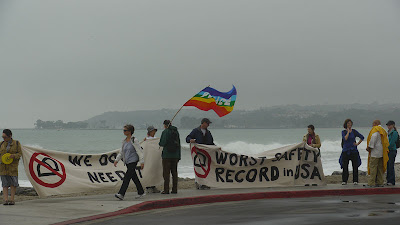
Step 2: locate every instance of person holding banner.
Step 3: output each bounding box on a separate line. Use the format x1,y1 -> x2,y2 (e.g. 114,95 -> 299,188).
0,129 -> 22,205
186,118 -> 215,145
114,124 -> 145,200
302,125 -> 321,148
186,118 -> 214,190
143,126 -> 161,193
144,125 -> 158,141
159,120 -> 181,194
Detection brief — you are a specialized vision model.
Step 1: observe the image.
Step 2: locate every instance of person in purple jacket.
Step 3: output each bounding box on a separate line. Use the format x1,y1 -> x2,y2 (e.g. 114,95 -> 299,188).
339,119 -> 364,185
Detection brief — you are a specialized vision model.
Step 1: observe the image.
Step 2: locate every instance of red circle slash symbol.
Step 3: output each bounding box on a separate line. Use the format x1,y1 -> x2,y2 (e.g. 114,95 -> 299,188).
191,146 -> 211,178
29,153 -> 66,188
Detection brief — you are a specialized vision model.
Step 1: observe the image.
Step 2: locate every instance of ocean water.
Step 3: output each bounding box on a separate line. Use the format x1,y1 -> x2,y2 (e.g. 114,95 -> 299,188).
10,128 -> 398,187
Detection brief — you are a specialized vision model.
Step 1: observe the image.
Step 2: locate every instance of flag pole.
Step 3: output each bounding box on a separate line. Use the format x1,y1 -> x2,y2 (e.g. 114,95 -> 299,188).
170,105 -> 184,124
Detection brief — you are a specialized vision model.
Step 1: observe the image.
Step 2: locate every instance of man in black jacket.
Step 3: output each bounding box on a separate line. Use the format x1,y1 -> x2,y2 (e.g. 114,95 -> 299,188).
186,118 -> 215,145
186,118 -> 215,190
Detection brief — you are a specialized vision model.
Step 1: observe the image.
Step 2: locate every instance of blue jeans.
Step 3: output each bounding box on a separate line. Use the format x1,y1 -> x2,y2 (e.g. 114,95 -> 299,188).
386,150 -> 397,185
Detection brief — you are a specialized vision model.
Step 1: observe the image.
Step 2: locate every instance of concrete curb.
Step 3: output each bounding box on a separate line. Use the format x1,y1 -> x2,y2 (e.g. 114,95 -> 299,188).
53,187 -> 400,225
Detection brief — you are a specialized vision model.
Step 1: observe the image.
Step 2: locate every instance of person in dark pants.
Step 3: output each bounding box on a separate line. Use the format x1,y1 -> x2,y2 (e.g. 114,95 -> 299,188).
339,119 -> 364,185
386,120 -> 398,186
159,120 -> 181,194
114,124 -> 145,200
186,118 -> 215,190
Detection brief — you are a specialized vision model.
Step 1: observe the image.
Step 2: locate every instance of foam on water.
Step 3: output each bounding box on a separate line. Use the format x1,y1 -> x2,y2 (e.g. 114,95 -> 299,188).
24,144 -> 45,149
19,180 -> 33,187
217,141 -> 292,155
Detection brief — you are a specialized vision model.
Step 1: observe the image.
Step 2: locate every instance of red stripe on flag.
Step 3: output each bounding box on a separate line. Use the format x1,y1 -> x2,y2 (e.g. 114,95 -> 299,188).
183,100 -> 231,117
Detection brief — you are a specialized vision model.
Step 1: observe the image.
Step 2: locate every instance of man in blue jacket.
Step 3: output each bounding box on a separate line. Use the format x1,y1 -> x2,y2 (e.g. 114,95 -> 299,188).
186,118 -> 215,145
186,118 -> 215,190
386,120 -> 398,186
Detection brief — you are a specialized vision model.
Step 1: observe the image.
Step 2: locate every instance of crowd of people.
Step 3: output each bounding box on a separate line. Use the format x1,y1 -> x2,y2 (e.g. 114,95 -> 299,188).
112,118 -> 216,200
0,117 -> 398,205
306,119 -> 399,187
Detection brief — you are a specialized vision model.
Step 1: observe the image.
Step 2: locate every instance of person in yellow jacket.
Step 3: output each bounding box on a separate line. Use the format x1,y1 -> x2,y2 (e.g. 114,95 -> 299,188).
302,125 -> 321,148
366,120 -> 389,187
0,129 -> 22,205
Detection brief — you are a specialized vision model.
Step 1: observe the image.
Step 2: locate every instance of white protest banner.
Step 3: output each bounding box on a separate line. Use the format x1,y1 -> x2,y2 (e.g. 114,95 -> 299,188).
140,138 -> 164,187
192,143 -> 326,188
22,138 -> 163,197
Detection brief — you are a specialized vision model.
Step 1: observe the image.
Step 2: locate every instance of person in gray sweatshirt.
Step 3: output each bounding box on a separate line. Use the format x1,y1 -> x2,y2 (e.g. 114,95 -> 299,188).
114,124 -> 145,200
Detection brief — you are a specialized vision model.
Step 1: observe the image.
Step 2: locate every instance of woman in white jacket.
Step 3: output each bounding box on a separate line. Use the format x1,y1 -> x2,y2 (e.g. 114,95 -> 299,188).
114,124 -> 145,200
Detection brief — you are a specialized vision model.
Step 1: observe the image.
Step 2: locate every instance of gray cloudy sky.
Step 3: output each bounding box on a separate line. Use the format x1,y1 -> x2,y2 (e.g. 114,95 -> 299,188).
1,0 -> 400,128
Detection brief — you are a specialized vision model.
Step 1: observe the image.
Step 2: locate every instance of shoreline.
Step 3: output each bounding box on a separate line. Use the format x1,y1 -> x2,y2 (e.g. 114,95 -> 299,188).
12,127 -> 376,130
10,171 -> 400,202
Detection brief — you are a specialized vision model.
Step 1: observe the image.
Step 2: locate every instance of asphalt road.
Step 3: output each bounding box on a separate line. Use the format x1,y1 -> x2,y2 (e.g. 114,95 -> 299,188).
87,194 -> 400,225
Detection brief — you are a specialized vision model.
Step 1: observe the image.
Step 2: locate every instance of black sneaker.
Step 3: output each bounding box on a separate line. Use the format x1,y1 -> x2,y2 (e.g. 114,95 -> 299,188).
199,185 -> 210,190
152,187 -> 161,193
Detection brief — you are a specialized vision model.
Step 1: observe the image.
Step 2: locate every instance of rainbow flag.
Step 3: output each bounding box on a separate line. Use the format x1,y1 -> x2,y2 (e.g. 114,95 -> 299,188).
183,86 -> 237,117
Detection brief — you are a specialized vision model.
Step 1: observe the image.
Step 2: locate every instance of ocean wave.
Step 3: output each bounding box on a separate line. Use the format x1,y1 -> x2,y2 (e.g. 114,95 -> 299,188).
19,180 -> 33,187
217,141 -> 294,155
24,144 -> 45,149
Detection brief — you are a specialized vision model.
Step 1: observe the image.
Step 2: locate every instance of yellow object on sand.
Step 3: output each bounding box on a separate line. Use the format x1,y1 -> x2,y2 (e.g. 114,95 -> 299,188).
1,153 -> 13,164
366,126 -> 389,175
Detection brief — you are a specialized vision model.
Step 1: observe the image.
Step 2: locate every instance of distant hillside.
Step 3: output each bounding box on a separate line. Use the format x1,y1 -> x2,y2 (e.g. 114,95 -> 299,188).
84,108 -> 230,129
83,103 -> 400,129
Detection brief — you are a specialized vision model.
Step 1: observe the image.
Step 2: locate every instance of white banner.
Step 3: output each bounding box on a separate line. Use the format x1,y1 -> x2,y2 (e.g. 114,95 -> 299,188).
22,138 -> 163,197
192,143 -> 326,188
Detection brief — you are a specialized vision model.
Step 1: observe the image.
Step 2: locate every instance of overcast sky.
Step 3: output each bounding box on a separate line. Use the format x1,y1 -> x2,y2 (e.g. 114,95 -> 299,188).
1,0 -> 400,128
